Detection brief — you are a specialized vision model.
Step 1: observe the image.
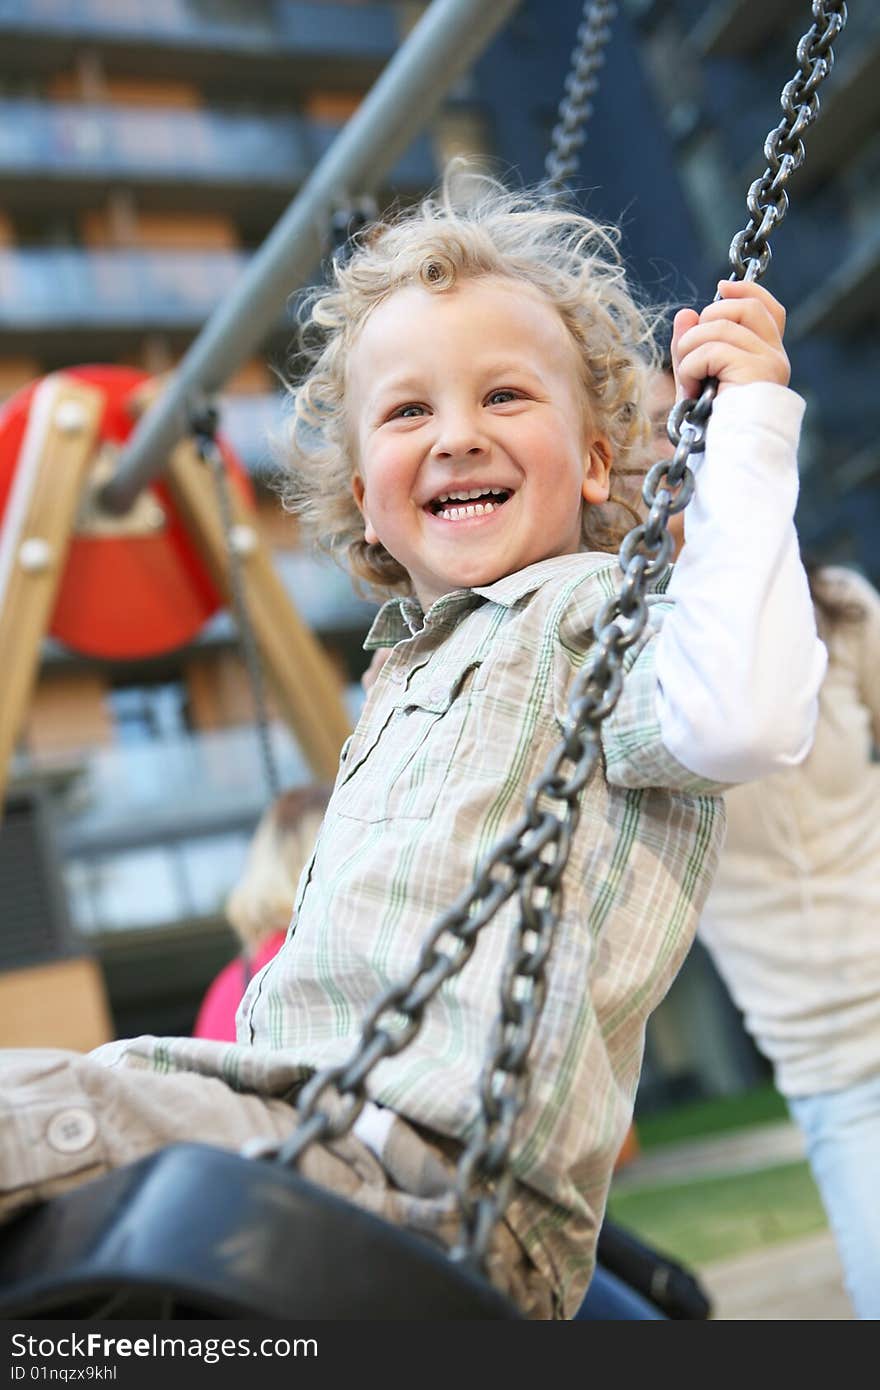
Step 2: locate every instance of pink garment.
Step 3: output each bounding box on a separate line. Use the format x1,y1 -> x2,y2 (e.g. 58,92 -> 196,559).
192,931 -> 286,1042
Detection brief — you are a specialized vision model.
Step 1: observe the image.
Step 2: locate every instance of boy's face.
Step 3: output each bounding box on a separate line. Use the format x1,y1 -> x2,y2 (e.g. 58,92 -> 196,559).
348,276 -> 611,611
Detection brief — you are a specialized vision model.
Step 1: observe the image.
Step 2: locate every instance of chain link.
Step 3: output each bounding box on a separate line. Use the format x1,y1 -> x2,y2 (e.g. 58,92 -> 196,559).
729,1 -> 848,280
271,0 -> 847,1275
191,403 -> 281,802
544,0 -> 617,200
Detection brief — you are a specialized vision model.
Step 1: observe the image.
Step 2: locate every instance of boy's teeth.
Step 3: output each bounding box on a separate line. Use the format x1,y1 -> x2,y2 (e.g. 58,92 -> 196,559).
430,486 -> 510,519
436,487 -> 506,503
443,501 -> 497,520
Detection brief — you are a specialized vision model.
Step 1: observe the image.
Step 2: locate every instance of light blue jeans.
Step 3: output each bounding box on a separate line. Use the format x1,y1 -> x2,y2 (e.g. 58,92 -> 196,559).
573,1264 -> 666,1320
788,1072 -> 880,1320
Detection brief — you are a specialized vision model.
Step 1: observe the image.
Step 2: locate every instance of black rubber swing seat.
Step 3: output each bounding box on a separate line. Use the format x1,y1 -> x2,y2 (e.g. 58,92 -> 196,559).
0,1143 -> 520,1320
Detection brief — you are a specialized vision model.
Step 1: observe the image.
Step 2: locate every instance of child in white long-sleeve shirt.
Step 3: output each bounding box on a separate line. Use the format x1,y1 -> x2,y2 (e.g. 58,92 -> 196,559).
0,178 -> 825,1319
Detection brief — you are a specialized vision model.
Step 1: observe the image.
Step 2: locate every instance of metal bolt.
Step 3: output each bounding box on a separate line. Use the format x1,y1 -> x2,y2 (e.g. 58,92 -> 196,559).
19,538 -> 52,572
140,494 -> 166,532
230,524 -> 257,557
54,400 -> 88,434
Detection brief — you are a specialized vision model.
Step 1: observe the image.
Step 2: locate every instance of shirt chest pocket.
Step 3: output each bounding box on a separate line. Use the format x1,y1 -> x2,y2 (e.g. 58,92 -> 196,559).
333,661 -> 483,823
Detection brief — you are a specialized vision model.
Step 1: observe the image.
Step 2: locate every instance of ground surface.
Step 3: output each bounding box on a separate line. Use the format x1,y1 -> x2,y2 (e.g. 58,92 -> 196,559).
608,1118 -> 854,1320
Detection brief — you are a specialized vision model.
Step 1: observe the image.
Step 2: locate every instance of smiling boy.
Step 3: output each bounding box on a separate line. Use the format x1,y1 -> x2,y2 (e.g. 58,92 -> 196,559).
0,180 -> 826,1319
233,181 -> 825,1312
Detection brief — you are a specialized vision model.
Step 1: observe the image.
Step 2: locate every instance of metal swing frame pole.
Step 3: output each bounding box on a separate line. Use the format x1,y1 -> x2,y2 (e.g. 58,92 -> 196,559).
101,0 -> 523,515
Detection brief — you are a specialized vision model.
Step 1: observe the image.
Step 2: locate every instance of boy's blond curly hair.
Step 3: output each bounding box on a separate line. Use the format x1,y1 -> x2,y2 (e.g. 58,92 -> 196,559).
281,168 -> 662,595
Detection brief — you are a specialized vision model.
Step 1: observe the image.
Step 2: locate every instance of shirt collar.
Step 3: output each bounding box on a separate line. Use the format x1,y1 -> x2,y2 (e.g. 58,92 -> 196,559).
364,590 -> 480,648
364,553 -> 611,649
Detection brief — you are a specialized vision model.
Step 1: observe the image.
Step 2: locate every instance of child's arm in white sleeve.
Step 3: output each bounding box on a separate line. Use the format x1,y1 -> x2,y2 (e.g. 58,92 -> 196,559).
655,381 -> 827,782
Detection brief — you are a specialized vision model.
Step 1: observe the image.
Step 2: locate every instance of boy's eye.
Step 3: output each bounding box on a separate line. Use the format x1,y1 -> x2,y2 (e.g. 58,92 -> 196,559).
389,403 -> 427,420
486,389 -> 520,405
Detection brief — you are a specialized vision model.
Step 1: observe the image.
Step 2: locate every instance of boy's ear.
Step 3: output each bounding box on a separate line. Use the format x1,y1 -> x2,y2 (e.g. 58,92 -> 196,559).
582,436 -> 612,505
352,473 -> 380,546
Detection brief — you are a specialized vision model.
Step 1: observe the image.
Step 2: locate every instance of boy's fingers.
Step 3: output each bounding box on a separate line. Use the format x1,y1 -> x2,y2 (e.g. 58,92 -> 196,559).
677,318 -> 776,359
670,309 -> 700,399
671,308 -> 699,350
671,282 -> 791,397
677,334 -> 790,390
698,296 -> 783,348
715,278 -> 787,336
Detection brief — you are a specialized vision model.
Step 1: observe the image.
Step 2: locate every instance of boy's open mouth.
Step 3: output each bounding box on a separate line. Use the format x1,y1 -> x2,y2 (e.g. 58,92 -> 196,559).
428,487 -> 512,520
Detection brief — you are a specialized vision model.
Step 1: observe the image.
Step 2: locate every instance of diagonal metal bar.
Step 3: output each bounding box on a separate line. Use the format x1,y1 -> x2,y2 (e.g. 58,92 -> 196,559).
100,0 -> 523,515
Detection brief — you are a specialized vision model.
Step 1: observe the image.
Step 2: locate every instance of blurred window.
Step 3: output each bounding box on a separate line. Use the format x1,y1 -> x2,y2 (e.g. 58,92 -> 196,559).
107,679 -> 190,745
65,829 -> 252,934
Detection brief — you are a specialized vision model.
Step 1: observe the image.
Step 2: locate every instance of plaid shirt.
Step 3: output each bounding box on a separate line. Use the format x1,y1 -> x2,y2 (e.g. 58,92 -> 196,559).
239,551 -> 726,1315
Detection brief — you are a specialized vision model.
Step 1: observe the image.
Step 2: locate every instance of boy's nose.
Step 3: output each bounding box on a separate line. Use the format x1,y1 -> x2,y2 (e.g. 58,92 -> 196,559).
430,414 -> 489,460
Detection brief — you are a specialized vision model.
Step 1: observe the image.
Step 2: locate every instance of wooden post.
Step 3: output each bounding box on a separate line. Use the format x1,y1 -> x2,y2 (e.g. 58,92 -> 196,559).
0,375 -> 104,809
164,437 -> 351,782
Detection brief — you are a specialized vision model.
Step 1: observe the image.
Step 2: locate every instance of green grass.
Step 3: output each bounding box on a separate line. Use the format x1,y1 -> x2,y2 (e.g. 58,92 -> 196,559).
607,1160 -> 828,1267
635,1084 -> 788,1151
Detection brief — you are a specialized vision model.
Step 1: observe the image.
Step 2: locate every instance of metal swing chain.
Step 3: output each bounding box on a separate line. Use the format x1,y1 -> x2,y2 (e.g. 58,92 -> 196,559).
191,403 -> 281,802
274,0 -> 847,1272
729,0 -> 848,281
544,0 -> 617,200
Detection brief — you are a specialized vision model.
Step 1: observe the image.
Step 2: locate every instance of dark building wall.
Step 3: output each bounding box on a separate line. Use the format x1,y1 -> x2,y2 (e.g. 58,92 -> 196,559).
618,0 -> 880,585
477,0 -> 713,308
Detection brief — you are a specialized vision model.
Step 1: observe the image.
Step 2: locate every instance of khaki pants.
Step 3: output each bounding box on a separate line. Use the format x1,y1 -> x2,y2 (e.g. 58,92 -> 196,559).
0,1039 -> 554,1319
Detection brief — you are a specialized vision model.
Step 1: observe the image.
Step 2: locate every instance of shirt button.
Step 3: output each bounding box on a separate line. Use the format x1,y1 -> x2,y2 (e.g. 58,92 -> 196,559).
46,1107 -> 98,1154
428,685 -> 446,703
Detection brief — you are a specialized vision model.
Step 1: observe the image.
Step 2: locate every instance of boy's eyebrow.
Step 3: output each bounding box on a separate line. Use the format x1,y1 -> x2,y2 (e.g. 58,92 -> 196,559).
362,376 -> 425,420
369,359 -> 548,406
480,361 -> 550,386
369,374 -> 424,400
